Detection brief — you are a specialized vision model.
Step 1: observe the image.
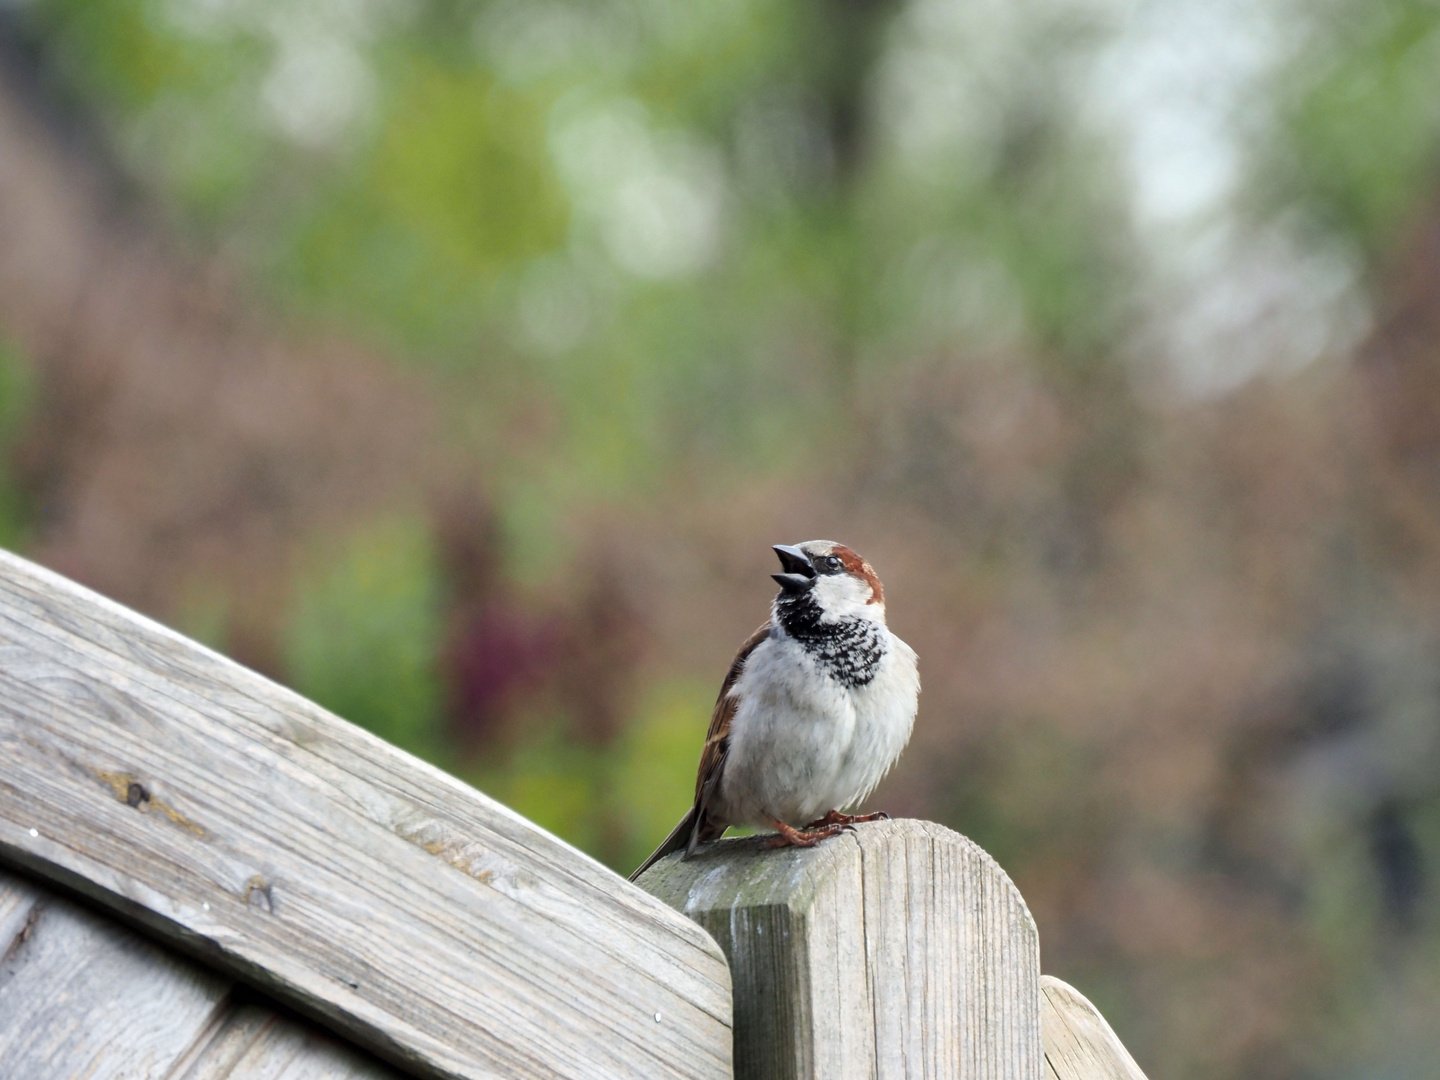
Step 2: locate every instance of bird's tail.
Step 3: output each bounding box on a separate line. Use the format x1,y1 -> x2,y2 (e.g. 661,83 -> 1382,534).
628,807 -> 698,883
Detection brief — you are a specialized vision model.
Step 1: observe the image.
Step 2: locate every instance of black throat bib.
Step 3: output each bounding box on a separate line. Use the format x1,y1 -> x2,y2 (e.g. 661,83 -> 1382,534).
775,591 -> 885,689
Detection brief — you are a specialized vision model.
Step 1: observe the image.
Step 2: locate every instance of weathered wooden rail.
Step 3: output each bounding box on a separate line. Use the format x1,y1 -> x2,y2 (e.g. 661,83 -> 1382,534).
0,549 -> 730,1079
0,548 -> 1147,1078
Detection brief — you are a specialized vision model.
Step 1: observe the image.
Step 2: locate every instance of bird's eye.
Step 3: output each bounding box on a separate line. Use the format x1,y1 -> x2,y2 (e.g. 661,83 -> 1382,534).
825,555 -> 842,570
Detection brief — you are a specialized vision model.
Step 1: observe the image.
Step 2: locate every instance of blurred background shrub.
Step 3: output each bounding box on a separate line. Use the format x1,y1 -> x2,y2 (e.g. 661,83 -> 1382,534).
2,0 -> 1440,1075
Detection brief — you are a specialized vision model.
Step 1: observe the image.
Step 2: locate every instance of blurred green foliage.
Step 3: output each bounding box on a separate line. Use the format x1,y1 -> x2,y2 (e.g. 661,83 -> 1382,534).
285,518 -> 445,761
10,0 -> 1404,838
19,0 -> 1136,488
609,679 -> 721,864
279,511 -> 711,869
470,678 -> 715,867
473,720 -> 610,853
1265,0 -> 1440,261
280,64 -> 570,344
0,338 -> 35,550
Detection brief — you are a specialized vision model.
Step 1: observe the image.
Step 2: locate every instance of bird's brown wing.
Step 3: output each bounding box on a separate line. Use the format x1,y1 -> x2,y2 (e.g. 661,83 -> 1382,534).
695,622 -> 771,800
688,621 -> 771,848
627,621 -> 771,881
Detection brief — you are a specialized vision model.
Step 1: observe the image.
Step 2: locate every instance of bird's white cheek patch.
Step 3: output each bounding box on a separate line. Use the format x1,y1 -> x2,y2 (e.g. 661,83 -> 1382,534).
812,575 -> 875,620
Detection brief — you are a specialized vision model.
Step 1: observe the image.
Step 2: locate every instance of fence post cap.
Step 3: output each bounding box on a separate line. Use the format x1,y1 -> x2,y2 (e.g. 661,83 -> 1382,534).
638,817 -> 1043,1080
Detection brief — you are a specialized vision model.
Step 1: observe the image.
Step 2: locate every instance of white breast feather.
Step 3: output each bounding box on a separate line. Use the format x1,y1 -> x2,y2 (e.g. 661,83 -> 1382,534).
715,626 -> 919,828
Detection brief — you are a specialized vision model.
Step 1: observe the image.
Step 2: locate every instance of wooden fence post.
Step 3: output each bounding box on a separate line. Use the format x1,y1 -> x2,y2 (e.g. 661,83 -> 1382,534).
637,818 -> 1042,1080
1040,976 -> 1149,1080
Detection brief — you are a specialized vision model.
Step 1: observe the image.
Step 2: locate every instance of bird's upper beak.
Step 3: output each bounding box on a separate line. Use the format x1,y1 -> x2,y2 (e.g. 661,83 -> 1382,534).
772,544 -> 816,594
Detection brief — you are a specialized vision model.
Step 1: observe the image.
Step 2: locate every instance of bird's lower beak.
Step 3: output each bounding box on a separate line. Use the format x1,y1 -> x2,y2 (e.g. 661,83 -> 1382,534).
772,545 -> 816,594
773,573 -> 815,594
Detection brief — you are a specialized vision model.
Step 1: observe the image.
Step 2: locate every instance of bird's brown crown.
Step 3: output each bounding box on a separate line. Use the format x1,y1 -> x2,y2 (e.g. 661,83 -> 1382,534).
828,544 -> 884,605
787,540 -> 884,606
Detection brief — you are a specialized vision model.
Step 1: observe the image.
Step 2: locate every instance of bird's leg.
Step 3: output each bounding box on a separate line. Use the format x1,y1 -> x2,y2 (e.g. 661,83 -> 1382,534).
803,809 -> 890,829
760,816 -> 849,849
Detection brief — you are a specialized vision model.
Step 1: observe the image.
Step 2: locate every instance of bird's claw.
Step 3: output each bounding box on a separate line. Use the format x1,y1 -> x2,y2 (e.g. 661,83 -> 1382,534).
761,816 -> 851,849
803,809 -> 890,829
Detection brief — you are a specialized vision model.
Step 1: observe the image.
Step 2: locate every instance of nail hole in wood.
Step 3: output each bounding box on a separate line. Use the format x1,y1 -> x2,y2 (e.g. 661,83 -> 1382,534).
244,876 -> 274,914
126,782 -> 149,808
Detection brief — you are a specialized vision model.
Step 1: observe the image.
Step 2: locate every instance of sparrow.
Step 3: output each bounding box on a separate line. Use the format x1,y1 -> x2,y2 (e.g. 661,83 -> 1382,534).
630,540 -> 919,881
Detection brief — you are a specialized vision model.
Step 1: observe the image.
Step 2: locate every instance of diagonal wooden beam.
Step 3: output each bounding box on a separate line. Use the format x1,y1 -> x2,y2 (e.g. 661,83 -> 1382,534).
0,549 -> 732,1080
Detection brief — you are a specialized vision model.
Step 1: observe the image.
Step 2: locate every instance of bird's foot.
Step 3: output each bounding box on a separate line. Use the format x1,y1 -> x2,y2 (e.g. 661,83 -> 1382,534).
760,817 -> 850,849
803,809 -> 890,829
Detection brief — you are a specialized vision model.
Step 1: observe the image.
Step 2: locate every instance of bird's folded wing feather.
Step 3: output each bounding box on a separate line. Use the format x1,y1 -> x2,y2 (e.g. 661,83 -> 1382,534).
694,621 -> 771,804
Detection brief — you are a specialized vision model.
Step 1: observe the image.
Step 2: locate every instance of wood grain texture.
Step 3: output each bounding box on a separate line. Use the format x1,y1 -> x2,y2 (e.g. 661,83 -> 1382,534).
638,818 -> 1043,1080
172,1003 -> 400,1080
0,865 -> 230,1078
0,863 -> 406,1080
1040,976 -> 1148,1080
0,548 -> 731,1080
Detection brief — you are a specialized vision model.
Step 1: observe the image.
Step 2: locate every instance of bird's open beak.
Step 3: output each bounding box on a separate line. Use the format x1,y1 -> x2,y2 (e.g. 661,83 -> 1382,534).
772,544 -> 816,594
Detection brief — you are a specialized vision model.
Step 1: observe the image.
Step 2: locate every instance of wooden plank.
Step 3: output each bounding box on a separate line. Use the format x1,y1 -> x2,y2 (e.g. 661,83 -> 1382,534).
0,865 -> 231,1078
1040,976 -> 1148,1080
0,864 -> 42,952
0,862 -> 407,1080
173,1003 -> 400,1080
0,548 -> 732,1080
638,818 -> 1043,1080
